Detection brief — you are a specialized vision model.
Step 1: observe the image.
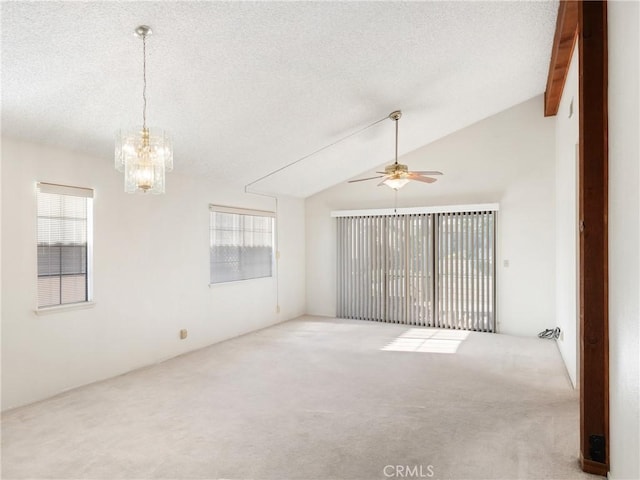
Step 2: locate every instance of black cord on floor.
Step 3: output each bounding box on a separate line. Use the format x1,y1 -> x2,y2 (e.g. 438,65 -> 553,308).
538,327 -> 561,339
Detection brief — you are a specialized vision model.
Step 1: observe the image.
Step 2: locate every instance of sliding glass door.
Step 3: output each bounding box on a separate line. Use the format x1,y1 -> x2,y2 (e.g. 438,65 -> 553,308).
337,210 -> 496,332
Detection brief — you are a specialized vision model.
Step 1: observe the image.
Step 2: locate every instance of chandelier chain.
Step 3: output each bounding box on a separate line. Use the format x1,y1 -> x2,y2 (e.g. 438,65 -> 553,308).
142,33 -> 147,129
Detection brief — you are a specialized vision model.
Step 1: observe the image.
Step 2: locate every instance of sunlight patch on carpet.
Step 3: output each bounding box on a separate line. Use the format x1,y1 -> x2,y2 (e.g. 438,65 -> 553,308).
381,328 -> 469,353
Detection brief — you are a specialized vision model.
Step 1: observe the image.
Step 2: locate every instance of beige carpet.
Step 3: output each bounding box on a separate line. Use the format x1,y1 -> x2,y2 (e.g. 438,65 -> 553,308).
1,316 -> 602,480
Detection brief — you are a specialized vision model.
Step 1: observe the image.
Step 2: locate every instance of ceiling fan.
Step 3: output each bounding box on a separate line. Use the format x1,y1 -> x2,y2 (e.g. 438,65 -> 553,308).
348,110 -> 443,190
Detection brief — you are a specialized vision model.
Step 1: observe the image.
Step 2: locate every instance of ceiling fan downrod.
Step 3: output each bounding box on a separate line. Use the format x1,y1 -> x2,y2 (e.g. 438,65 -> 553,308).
389,110 -> 402,165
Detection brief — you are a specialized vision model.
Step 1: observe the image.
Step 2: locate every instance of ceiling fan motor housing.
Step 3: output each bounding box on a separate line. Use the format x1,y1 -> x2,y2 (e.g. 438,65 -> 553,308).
385,163 -> 409,176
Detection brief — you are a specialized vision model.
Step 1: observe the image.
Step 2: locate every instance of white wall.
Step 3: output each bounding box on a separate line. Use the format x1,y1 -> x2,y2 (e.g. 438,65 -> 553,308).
608,1 -> 640,478
306,96 -> 556,336
554,48 -> 579,387
1,138 -> 306,410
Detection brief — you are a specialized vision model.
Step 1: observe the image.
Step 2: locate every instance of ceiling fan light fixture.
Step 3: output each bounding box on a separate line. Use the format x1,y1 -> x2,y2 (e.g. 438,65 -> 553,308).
115,25 -> 173,194
383,177 -> 410,190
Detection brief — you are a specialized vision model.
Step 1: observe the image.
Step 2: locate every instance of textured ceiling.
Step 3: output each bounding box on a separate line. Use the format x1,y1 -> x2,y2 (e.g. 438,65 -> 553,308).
1,1 -> 557,197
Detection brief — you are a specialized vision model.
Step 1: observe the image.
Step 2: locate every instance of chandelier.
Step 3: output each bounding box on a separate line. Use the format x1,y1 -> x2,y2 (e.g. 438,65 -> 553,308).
115,25 -> 173,194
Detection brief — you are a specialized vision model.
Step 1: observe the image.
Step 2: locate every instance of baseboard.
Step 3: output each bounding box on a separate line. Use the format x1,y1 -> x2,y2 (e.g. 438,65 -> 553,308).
554,339 -> 578,388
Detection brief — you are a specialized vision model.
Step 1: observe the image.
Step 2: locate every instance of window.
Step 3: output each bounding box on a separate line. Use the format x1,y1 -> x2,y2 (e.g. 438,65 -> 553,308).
37,183 -> 93,308
209,205 -> 275,284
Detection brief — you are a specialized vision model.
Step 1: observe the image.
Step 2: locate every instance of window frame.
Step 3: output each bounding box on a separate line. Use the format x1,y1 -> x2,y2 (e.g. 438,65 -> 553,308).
35,182 -> 94,312
209,204 -> 276,286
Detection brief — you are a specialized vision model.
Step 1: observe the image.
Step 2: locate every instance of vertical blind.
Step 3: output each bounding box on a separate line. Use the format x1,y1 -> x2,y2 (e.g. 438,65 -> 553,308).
337,210 -> 496,332
209,205 -> 275,284
37,183 -> 93,308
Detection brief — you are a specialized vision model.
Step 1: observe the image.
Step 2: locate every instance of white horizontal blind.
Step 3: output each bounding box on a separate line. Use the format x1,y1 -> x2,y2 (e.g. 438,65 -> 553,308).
209,206 -> 275,284
337,210 -> 495,332
37,183 -> 93,308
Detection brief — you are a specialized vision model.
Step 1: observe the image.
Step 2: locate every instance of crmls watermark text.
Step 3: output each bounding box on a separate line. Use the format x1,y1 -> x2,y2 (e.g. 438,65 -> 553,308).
383,464 -> 435,478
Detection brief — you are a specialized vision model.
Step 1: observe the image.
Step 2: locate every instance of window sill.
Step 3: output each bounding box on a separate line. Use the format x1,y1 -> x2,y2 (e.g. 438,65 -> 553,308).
209,276 -> 274,288
35,301 -> 96,316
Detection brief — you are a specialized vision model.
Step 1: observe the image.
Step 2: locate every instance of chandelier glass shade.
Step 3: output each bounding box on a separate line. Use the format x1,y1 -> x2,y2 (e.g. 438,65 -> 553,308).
115,127 -> 173,194
115,25 -> 172,194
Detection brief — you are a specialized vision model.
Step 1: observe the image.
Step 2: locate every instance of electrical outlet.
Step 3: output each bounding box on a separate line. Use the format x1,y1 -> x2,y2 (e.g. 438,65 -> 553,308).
503,259 -> 509,268
180,329 -> 188,340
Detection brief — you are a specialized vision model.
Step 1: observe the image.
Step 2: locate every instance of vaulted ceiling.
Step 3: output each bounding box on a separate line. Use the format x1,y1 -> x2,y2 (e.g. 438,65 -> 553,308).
1,1 -> 557,197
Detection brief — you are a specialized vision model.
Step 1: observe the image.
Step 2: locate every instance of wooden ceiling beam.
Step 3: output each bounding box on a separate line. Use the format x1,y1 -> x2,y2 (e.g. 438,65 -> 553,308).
544,0 -> 579,117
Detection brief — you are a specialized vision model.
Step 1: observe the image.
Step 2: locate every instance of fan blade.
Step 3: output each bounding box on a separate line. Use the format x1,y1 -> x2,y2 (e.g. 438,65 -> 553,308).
410,171 -> 443,175
348,175 -> 384,183
409,175 -> 437,184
